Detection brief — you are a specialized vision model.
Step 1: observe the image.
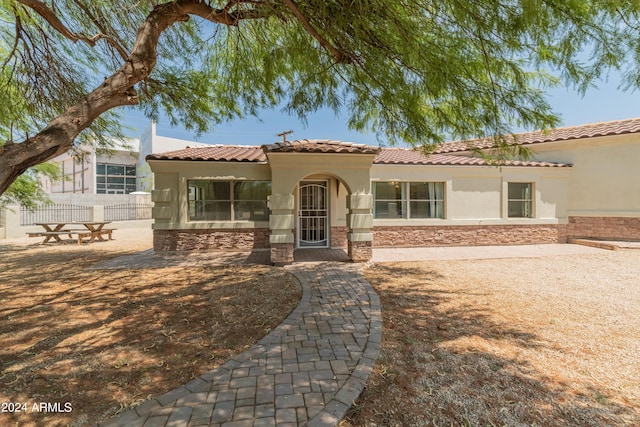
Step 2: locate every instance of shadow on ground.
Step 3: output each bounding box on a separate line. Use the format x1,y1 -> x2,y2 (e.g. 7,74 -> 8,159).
343,263 -> 639,427
0,246 -> 301,426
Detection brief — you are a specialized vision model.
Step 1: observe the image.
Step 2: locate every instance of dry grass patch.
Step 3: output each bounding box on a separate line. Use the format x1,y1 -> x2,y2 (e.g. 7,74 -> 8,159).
344,250 -> 640,427
0,237 -> 300,427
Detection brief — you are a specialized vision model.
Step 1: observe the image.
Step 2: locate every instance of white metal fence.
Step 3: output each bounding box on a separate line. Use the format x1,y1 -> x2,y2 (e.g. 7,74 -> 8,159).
20,204 -> 92,226
104,203 -> 153,221
19,203 -> 153,226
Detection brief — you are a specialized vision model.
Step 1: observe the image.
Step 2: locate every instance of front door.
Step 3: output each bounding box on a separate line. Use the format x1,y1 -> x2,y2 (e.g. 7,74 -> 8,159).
298,181 -> 329,248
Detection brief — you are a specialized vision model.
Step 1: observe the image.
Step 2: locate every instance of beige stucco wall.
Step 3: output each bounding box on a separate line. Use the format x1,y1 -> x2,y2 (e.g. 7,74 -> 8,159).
149,154 -> 571,236
265,152 -> 376,195
150,152 -> 377,248
371,164 -> 570,226
528,134 -> 640,216
265,152 -> 376,246
149,160 -> 271,230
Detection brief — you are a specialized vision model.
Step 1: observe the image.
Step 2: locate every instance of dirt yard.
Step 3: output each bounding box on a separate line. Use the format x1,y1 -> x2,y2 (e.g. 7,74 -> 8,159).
343,249 -> 640,426
0,229 -> 301,427
3,229 -> 639,427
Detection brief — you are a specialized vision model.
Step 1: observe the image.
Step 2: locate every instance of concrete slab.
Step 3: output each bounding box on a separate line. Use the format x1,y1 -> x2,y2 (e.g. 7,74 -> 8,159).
370,243 -> 607,263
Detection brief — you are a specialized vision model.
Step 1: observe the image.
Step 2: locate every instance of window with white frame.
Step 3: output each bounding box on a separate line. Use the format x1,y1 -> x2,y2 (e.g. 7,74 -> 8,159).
507,182 -> 533,218
373,181 -> 444,219
96,163 -> 136,194
188,180 -> 271,221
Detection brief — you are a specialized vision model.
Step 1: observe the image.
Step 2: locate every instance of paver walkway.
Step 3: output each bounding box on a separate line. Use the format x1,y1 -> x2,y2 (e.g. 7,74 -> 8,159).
97,262 -> 381,427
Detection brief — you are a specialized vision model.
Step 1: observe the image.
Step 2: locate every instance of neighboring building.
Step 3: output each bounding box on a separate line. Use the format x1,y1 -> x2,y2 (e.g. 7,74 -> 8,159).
41,122 -> 208,195
146,118 -> 640,265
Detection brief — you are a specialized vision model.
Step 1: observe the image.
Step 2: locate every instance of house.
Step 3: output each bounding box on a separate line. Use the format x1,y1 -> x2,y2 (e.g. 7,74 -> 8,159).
146,118 -> 640,264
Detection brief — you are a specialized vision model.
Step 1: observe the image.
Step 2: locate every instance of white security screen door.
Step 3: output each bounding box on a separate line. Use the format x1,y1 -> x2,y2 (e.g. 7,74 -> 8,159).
298,181 -> 329,247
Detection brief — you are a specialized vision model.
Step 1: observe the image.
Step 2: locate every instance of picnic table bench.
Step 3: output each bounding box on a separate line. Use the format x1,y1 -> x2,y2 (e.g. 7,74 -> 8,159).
28,222 -> 116,244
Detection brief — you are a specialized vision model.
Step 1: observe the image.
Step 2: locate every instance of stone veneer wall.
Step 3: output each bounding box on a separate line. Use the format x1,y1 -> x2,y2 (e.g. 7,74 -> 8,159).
271,243 -> 294,265
154,228 -> 270,251
567,216 -> 640,241
152,217 -> 640,253
348,240 -> 372,262
330,226 -> 349,248
373,224 -> 567,247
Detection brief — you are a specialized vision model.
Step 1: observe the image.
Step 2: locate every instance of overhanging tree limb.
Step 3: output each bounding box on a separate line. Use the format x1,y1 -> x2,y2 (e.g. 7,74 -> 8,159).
1,0 -> 638,200
0,0 -> 268,195
17,0 -> 129,59
282,0 -> 349,63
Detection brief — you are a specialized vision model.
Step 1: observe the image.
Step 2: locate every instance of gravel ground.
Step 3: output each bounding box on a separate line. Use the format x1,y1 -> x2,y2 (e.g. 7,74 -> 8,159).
0,227 -> 301,427
5,230 -> 639,425
427,249 -> 640,400
3,226 -> 153,249
371,242 -> 608,262
347,247 -> 640,426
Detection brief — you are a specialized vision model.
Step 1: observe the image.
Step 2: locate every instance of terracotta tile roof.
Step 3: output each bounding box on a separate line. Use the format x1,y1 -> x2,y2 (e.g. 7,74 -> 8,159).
434,117 -> 640,154
146,145 -> 569,167
374,148 -> 570,167
262,139 -> 380,154
146,145 -> 267,162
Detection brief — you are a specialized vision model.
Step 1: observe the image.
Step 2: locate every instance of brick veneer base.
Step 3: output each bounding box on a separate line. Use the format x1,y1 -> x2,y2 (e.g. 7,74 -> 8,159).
271,243 -> 294,265
567,216 -> 640,241
348,240 -> 373,262
152,217 -> 640,253
373,224 -> 567,247
330,226 -> 349,248
153,228 -> 270,251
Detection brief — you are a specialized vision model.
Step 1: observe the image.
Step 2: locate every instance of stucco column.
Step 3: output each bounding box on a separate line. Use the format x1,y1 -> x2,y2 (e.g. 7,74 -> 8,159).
347,193 -> 374,262
268,194 -> 295,265
91,205 -> 105,222
4,206 -> 20,239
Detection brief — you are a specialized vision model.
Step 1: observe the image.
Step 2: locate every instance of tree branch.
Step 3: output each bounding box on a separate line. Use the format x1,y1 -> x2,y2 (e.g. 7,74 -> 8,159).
70,0 -> 130,60
17,0 -> 79,40
0,0 -> 277,195
17,0 -> 130,60
282,0 -> 349,63
180,0 -> 266,25
1,9 -> 22,69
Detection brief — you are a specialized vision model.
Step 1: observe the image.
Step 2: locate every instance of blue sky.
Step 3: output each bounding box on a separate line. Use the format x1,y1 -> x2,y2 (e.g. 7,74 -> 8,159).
120,70 -> 639,147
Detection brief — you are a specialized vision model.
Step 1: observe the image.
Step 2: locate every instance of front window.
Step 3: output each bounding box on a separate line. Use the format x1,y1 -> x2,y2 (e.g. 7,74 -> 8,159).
374,181 -> 445,219
374,182 -> 405,218
96,163 -> 136,194
188,180 -> 271,221
233,181 -> 271,221
508,182 -> 533,218
409,182 -> 445,219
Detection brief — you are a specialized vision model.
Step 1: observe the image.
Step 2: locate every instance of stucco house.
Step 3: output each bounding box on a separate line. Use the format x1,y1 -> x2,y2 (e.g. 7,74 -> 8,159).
146,117 -> 640,264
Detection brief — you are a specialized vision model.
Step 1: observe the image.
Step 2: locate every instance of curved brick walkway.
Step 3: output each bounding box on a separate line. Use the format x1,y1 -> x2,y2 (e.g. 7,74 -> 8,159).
97,262 -> 381,427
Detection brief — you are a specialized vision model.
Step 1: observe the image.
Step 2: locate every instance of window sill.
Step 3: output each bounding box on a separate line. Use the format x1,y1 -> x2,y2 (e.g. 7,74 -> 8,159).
373,218 -> 562,227
183,221 -> 270,229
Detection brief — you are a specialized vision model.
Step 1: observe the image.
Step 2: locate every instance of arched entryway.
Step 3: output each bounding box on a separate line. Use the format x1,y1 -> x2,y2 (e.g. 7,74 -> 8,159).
298,180 -> 330,248
261,139 -> 379,265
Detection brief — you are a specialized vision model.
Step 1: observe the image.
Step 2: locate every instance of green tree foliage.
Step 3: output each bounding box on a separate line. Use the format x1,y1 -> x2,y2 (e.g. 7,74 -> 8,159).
0,162 -> 58,208
0,0 -> 638,197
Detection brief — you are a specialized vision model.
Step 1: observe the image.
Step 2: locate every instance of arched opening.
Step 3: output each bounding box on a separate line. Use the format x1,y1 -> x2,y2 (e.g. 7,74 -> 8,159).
268,169 -> 374,265
291,172 -> 351,251
298,180 -> 330,248
263,143 -> 377,265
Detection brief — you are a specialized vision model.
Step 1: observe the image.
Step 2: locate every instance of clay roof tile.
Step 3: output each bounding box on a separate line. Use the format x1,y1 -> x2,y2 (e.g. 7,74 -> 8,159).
374,148 -> 570,167
261,139 -> 380,154
434,117 -> 640,153
146,145 -> 266,162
